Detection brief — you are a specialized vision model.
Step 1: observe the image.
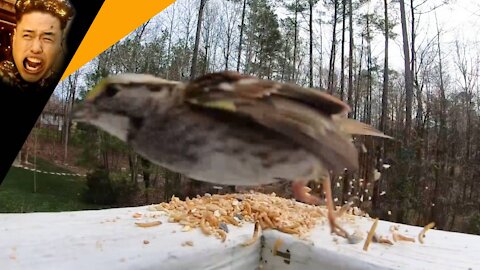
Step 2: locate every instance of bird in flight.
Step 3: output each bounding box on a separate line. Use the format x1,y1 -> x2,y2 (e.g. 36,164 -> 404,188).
73,71 -> 392,238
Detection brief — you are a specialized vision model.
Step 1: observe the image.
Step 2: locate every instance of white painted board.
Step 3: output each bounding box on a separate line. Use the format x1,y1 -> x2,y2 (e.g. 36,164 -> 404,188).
1,206 -> 479,270
0,206 -> 260,270
261,215 -> 480,270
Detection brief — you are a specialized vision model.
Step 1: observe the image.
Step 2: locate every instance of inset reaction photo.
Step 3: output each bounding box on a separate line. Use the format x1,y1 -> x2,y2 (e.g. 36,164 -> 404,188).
0,0 -> 75,90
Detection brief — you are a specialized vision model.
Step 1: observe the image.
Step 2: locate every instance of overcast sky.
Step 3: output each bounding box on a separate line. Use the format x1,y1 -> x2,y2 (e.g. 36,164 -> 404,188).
60,0 -> 480,99
159,0 -> 480,77
386,0 -> 480,70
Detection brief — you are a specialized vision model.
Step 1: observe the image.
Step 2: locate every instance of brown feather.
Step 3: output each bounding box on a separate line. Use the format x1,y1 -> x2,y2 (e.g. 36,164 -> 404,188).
333,117 -> 393,139
234,100 -> 359,173
185,71 -> 360,174
186,71 -> 350,116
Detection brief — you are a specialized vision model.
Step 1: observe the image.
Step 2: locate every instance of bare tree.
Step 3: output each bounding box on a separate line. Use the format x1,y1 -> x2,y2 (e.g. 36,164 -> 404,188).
221,1 -> 239,70
166,1 -> 176,79
340,0 -> 346,100
347,0 -> 354,112
190,0 -> 208,79
399,0 -> 414,141
380,0 -> 389,133
327,0 -> 339,94
308,0 -> 319,87
236,0 -> 247,72
63,70 -> 80,164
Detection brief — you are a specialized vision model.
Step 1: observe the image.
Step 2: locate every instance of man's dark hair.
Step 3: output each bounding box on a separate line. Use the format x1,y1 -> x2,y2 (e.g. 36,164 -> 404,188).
15,0 -> 75,30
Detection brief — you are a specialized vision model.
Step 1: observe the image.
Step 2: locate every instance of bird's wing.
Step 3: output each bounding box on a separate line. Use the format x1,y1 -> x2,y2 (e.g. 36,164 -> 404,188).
332,117 -> 394,139
185,71 -> 351,115
184,71 -> 359,174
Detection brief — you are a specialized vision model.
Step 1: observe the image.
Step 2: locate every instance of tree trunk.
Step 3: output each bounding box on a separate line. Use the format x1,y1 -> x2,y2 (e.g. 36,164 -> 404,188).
366,14 -> 372,124
309,0 -> 314,88
224,15 -> 232,70
203,31 -> 210,75
410,0 -> 415,87
399,0 -> 413,141
354,34 -> 364,119
374,0 -> 389,211
141,157 -> 151,189
64,71 -> 79,164
166,2 -> 176,79
327,0 -> 338,94
292,0 -> 299,82
128,151 -> 138,183
236,0 -> 247,72
347,0 -> 354,113
380,0 -> 389,133
319,12 -> 323,89
340,0 -> 346,100
190,0 -> 208,79
430,13 -> 446,225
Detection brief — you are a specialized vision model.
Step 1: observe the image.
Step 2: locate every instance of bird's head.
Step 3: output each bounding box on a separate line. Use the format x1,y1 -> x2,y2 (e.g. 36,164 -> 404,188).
72,73 -> 183,142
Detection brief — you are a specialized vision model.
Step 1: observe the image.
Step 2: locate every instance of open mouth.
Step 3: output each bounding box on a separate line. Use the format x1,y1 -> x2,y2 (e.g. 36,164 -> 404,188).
23,57 -> 43,73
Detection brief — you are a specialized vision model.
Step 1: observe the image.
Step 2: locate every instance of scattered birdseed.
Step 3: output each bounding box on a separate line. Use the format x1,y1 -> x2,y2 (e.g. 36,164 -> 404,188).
139,192 -> 430,252
135,221 -> 162,228
373,234 -> 394,245
347,230 -> 365,244
363,218 -> 379,251
219,222 -> 229,233
392,230 -> 415,243
149,192 -> 326,242
182,241 -> 194,247
361,144 -> 368,153
418,222 -> 435,244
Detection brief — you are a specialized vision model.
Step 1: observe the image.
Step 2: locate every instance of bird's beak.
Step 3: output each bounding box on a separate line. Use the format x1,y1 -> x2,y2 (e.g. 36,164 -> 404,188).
71,102 -> 95,123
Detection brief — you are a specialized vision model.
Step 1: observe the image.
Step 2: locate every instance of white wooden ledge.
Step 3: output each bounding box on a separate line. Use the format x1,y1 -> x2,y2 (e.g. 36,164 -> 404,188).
1,206 -> 479,270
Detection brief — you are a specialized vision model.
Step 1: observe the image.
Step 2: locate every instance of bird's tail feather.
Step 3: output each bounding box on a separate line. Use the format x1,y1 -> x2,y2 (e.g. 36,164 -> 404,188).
336,118 -> 393,139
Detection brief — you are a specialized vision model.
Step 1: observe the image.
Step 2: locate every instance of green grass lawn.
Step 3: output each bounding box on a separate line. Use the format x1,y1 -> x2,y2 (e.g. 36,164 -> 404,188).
0,158 -> 108,213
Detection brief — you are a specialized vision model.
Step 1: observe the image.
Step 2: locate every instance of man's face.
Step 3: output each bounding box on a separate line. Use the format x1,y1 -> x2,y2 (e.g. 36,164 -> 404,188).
12,11 -> 62,83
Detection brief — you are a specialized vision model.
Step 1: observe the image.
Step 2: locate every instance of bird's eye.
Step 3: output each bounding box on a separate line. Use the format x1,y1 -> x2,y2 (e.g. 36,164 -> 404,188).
105,85 -> 119,98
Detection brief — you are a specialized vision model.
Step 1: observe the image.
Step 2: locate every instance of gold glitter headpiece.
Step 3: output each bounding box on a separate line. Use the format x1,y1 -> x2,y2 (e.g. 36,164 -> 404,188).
15,0 -> 75,30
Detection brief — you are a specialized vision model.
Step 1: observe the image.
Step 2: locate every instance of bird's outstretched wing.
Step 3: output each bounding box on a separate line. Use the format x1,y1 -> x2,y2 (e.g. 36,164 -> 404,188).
184,71 -> 359,174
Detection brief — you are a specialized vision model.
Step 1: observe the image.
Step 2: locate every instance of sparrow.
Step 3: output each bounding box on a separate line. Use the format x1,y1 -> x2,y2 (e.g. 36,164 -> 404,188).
72,71 -> 392,237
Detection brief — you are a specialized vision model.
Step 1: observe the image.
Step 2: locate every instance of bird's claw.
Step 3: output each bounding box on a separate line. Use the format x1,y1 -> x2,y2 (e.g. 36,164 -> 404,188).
291,179 -> 349,239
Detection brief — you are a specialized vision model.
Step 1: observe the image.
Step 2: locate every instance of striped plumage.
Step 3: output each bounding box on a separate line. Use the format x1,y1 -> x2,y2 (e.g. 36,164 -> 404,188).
73,71 -> 392,237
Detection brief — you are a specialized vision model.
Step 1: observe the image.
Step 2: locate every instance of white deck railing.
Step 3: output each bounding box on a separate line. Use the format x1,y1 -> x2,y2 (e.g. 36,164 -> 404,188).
1,205 -> 479,269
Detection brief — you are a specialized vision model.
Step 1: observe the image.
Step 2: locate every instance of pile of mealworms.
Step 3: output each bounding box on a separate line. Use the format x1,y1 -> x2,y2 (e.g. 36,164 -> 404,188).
140,191 -> 434,249
148,192 -> 326,243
